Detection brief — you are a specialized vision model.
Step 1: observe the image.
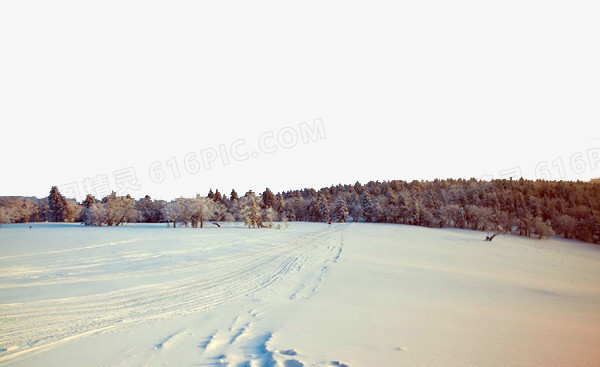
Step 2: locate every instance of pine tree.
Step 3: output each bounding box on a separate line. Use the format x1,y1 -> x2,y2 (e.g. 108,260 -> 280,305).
30,204 -> 40,222
48,186 -> 62,222
81,194 -> 96,225
103,192 -> 118,226
333,199 -> 349,222
309,196 -> 321,221
275,193 -> 285,220
48,186 -> 73,222
318,193 -> 331,222
262,188 -> 275,208
361,192 -> 381,222
214,189 -> 223,202
39,200 -> 49,222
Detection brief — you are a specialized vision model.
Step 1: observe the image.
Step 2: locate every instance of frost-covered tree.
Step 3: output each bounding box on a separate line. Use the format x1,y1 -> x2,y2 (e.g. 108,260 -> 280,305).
87,202 -> 105,226
275,193 -> 286,220
81,194 -> 96,225
162,201 -> 178,228
114,195 -> 138,225
137,195 -> 162,223
533,218 -> 555,239
264,207 -> 276,228
48,186 -> 73,222
196,196 -> 217,228
261,188 -> 275,209
556,215 -> 577,239
442,204 -> 466,229
0,208 -> 11,224
396,192 -> 410,224
29,203 -> 40,222
38,199 -> 50,222
348,201 -> 362,222
212,200 -> 234,223
309,193 -> 330,222
319,194 -> 331,222
333,199 -> 349,222
213,189 -> 223,203
417,203 -> 435,227
242,194 -> 263,228
99,192 -> 139,226
82,193 -> 138,226
172,197 -> 192,226
170,196 -> 218,228
362,192 -> 384,223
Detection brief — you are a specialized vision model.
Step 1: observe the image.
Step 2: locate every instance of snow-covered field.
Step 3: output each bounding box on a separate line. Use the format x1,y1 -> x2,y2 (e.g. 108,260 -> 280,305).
0,222 -> 599,367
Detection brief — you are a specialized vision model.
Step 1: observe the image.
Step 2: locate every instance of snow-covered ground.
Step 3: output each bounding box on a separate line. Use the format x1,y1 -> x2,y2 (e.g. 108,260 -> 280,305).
0,222 -> 599,367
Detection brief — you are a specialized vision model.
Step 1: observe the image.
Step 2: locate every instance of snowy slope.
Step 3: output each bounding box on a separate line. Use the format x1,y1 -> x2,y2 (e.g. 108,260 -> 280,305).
0,222 -> 599,366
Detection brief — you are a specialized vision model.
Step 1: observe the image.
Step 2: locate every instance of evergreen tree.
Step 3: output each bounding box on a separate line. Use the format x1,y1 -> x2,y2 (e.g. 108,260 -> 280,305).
318,193 -> 330,222
275,193 -> 285,220
81,194 -> 96,225
361,192 -> 382,222
261,188 -> 275,208
30,204 -> 40,222
333,199 -> 349,222
214,189 -> 223,203
308,198 -> 319,221
48,186 -> 73,222
396,192 -> 410,224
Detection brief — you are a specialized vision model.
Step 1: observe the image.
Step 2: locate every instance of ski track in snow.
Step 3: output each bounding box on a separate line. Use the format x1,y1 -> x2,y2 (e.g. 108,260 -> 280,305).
0,224 -> 345,365
182,228 -> 348,367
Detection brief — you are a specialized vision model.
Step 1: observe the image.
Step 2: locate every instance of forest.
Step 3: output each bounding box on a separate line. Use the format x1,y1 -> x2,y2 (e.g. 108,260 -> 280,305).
1,178 -> 599,244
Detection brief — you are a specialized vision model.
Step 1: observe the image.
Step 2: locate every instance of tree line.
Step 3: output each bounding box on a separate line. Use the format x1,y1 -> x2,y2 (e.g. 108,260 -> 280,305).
1,178 -> 599,243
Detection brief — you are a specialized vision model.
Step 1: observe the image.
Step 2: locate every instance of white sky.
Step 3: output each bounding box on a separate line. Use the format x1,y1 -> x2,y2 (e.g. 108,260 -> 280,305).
1,1 -> 599,201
